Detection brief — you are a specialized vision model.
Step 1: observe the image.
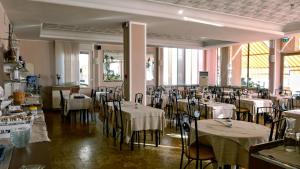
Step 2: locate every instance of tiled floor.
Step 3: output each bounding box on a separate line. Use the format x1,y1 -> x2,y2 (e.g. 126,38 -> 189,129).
45,111 -> 207,169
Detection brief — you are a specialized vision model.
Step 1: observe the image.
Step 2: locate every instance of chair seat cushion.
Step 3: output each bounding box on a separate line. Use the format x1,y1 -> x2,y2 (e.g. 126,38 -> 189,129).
236,107 -> 250,113
185,142 -> 215,160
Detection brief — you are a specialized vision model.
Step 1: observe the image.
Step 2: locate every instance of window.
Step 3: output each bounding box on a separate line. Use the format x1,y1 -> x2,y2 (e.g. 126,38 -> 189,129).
283,55 -> 300,92
216,48 -> 221,86
162,47 -> 203,85
241,41 -> 270,88
146,53 -> 155,81
163,48 -> 178,85
79,51 -> 90,86
185,49 -> 203,85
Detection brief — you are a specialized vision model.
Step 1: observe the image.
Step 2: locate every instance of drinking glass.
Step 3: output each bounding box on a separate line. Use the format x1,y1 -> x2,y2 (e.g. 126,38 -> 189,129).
10,126 -> 31,148
284,118 -> 297,152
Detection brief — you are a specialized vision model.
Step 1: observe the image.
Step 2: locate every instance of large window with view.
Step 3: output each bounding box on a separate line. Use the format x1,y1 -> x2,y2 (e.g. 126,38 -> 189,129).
79,51 -> 90,86
241,41 -> 270,88
163,47 -> 203,85
283,54 -> 300,92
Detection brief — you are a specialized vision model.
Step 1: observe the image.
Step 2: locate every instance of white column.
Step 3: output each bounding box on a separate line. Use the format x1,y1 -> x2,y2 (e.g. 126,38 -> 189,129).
123,22 -> 146,103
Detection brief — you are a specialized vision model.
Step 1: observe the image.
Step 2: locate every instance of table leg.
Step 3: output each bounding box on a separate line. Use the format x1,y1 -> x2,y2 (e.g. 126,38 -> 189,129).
131,131 -> 135,151
155,130 -> 158,147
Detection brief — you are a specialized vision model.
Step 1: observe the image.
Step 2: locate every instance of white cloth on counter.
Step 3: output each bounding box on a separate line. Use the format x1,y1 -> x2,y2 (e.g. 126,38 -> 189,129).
30,112 -> 51,143
191,119 -> 269,168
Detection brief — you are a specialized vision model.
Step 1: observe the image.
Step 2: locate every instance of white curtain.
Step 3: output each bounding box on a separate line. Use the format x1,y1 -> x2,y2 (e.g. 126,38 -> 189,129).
64,42 -> 79,83
55,41 -> 79,84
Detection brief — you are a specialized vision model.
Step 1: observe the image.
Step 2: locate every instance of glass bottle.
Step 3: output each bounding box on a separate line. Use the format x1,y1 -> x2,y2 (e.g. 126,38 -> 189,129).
284,118 -> 297,152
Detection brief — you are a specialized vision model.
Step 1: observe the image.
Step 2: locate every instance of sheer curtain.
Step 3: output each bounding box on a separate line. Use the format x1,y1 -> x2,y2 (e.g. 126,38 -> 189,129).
55,41 -> 79,84
64,42 -> 79,83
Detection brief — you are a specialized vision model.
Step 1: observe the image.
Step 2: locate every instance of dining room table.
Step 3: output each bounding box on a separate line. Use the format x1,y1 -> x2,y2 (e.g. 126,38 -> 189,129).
239,97 -> 273,121
191,119 -> 270,168
177,99 -> 236,119
63,94 -> 92,116
107,101 -> 166,145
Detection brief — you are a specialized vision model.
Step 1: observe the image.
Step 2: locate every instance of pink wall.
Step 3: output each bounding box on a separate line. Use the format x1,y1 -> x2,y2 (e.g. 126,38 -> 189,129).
204,48 -> 217,86
231,45 -> 242,86
19,40 -> 55,86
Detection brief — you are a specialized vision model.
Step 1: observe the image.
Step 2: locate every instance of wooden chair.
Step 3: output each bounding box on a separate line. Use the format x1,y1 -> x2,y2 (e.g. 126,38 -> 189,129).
179,113 -> 216,169
151,89 -> 163,109
292,95 -> 300,109
113,99 -> 124,150
59,90 -> 66,121
165,91 -> 174,120
235,90 -> 251,122
269,117 -> 286,141
135,93 -> 143,104
100,95 -> 110,137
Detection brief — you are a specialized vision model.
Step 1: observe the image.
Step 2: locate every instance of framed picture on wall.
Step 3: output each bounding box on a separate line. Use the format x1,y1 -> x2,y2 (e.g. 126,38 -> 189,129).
103,50 -> 123,81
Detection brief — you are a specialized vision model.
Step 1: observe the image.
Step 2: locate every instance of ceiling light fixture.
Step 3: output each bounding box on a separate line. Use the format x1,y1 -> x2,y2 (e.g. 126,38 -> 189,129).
183,17 -> 224,27
178,9 -> 184,15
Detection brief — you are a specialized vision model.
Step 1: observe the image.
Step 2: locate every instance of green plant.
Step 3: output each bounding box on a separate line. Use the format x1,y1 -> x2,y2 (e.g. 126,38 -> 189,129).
103,54 -> 121,81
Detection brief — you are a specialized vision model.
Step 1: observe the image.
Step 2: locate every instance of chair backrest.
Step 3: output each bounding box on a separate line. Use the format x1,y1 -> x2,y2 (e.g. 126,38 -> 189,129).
151,89 -> 162,108
180,113 -> 200,160
257,89 -> 270,99
100,95 -> 108,121
135,93 -> 143,104
256,106 -> 278,124
171,93 -> 179,113
113,100 -> 123,130
278,98 -> 292,111
269,117 -> 286,141
187,96 -> 199,117
59,90 -> 65,109
106,87 -> 115,101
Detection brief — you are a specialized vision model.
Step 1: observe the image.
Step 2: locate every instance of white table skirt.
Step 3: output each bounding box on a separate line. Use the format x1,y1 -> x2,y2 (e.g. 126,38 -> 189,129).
191,119 -> 269,167
283,109 -> 300,132
108,102 -> 166,143
64,94 -> 92,116
239,98 -> 273,115
177,99 -> 236,119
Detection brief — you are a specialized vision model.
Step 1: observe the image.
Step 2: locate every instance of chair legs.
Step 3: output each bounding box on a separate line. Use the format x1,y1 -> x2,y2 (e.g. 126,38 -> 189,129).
180,151 -> 184,169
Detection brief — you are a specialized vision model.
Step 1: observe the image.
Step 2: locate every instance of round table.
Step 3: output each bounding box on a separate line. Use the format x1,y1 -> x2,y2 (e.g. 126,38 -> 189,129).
191,119 -> 270,167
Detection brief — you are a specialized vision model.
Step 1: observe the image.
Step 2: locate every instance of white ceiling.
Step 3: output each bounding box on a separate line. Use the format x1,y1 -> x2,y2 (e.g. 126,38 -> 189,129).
146,0 -> 300,25
1,0 -> 298,48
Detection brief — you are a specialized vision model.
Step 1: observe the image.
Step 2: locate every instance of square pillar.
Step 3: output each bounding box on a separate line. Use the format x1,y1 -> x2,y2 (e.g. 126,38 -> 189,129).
123,22 -> 146,103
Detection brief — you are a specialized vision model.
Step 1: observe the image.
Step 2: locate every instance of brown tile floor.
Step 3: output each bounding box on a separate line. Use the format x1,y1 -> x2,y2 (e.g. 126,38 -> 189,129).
45,111 -> 207,169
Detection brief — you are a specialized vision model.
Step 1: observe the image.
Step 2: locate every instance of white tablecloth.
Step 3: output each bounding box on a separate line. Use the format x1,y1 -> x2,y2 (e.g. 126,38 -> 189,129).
283,109 -> 300,132
239,98 -> 273,114
108,101 -> 166,143
64,94 -> 92,116
30,111 -> 51,143
191,119 -> 269,167
270,95 -> 292,105
177,99 -> 236,119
